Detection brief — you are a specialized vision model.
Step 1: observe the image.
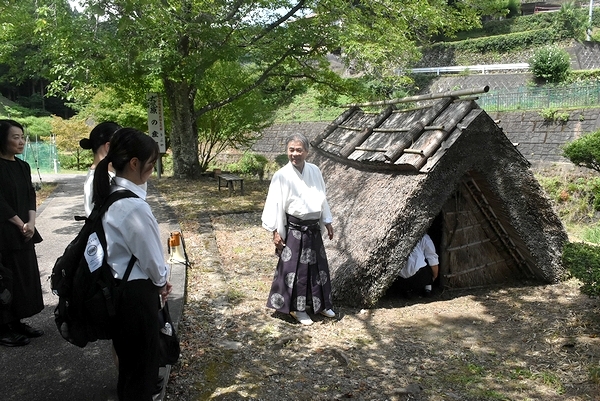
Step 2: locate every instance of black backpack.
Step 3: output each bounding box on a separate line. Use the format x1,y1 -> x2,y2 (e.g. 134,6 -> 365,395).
51,190 -> 138,348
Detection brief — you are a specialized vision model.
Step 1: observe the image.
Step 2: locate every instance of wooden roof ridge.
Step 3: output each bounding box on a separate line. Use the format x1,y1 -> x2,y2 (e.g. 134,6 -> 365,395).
342,86 -> 490,108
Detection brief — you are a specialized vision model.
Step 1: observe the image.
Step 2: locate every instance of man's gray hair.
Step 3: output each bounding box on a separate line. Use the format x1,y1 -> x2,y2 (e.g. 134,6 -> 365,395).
285,133 -> 309,151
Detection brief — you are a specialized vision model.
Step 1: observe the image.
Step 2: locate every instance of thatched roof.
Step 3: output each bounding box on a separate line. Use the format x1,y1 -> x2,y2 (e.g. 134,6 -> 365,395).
310,87 -> 568,307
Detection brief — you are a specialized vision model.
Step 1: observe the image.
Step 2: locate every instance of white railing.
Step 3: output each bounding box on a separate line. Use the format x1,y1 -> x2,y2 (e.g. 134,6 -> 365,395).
409,63 -> 530,75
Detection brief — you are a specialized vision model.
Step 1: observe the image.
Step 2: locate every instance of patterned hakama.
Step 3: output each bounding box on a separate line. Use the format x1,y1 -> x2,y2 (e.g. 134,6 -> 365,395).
267,215 -> 333,315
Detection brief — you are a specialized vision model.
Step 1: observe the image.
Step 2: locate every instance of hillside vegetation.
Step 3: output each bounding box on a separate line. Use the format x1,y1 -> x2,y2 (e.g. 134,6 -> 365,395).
0,94 -> 18,114
420,7 -> 600,67
275,7 -> 600,122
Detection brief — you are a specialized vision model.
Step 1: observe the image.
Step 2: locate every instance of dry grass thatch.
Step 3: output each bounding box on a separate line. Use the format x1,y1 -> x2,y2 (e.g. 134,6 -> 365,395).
310,92 -> 568,307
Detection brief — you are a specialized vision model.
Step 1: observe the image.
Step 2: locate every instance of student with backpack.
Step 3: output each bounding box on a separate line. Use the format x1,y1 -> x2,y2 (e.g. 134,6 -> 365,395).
92,127 -> 171,400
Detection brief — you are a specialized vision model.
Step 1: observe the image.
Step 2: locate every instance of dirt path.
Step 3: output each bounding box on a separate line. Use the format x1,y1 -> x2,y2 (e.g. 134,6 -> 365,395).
165,211 -> 600,401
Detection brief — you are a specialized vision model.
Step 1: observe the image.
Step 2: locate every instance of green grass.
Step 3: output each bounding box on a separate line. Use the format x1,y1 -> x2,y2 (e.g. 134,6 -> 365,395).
273,88 -> 348,123
589,365 -> 600,384
582,225 -> 600,243
536,170 -> 600,241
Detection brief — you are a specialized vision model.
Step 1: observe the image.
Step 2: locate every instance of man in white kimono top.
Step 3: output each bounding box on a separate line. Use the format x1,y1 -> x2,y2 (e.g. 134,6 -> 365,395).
262,134 -> 335,326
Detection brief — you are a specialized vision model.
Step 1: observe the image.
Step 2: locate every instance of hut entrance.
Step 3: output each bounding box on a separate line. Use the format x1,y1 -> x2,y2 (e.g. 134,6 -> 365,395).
438,171 -> 533,290
384,170 -> 540,299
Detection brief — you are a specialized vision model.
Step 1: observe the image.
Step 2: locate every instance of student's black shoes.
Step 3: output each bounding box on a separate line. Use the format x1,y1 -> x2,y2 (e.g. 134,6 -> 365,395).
9,321 -> 44,338
0,330 -> 30,347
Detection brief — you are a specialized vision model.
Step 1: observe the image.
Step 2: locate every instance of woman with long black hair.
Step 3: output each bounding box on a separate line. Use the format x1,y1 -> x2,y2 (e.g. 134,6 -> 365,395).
93,127 -> 171,400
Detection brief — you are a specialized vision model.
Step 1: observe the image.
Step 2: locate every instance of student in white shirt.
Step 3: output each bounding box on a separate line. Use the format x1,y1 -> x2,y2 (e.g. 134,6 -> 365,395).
80,121 -> 121,217
262,133 -> 335,326
92,127 -> 171,401
398,233 -> 439,298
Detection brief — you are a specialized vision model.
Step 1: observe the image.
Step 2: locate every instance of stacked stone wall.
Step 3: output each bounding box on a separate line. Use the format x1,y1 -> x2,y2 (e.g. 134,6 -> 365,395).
215,122 -> 329,165
245,109 -> 600,167
490,109 -> 600,164
251,122 -> 329,159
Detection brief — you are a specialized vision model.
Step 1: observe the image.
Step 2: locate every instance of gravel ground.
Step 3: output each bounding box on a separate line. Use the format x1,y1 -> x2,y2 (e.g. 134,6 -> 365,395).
160,204 -> 600,401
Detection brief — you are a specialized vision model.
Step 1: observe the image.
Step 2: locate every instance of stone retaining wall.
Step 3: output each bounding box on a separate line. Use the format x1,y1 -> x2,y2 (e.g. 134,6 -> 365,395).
251,121 -> 329,158
248,109 -> 600,167
490,108 -> 600,164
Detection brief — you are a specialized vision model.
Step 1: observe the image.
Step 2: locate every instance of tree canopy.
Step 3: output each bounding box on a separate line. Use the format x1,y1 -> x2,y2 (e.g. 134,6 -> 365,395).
3,0 -> 497,177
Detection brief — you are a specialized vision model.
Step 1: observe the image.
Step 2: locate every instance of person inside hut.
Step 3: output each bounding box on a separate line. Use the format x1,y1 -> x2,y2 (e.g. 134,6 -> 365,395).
261,133 -> 336,326
397,233 -> 439,298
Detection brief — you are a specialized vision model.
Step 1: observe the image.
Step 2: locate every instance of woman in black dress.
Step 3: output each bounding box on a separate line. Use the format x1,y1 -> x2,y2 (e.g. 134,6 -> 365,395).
0,119 -> 44,347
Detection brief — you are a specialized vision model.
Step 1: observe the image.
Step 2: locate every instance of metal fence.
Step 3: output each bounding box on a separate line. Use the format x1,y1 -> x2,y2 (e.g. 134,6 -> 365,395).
18,141 -> 59,174
410,63 -> 530,75
476,82 -> 600,112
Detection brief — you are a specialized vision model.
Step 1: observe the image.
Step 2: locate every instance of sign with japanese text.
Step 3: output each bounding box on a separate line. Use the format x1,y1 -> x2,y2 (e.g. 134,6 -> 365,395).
147,93 -> 166,153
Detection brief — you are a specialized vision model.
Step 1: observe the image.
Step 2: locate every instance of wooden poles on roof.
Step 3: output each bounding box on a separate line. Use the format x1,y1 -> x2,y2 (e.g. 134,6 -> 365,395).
383,97 -> 453,163
343,86 -> 490,108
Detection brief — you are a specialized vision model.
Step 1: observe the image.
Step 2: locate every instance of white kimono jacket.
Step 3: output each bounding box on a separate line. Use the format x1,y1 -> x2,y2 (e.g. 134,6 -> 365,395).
261,162 -> 332,241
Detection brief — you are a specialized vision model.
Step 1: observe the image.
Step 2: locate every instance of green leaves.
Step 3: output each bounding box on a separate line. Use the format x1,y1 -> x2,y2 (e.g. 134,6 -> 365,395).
529,46 -> 571,84
563,129 -> 600,173
562,242 -> 600,296
4,0 -> 496,177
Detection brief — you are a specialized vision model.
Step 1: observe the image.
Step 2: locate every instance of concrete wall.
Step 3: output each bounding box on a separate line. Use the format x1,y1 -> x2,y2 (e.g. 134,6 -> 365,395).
490,108 -> 600,164
250,121 -> 329,159
249,109 -> 600,167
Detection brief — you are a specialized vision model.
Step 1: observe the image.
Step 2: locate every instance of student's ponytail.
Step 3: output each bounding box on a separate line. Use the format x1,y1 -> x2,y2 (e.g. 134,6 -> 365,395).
92,127 -> 159,206
92,153 -> 112,206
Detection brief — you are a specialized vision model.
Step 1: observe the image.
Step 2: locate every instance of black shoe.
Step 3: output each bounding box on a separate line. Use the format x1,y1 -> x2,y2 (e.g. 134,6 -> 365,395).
423,289 -> 433,298
0,330 -> 30,347
10,321 -> 44,338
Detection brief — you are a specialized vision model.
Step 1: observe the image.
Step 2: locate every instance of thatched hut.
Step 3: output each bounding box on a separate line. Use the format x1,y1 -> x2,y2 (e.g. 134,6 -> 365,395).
309,87 -> 568,307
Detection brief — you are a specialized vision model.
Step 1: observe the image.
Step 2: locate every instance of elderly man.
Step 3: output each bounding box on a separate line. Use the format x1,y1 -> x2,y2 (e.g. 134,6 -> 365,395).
262,133 -> 336,326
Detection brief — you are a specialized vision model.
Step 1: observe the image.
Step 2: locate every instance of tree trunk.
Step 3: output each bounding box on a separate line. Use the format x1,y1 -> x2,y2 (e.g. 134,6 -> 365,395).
163,78 -> 201,178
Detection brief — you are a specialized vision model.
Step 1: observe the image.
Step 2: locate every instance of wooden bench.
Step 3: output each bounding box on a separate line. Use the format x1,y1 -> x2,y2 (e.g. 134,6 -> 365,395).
217,173 -> 244,196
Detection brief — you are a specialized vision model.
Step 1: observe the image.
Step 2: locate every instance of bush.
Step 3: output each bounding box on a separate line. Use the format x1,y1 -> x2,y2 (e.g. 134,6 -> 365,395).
455,12 -> 556,40
563,129 -> 600,174
567,69 -> 600,83
529,46 -> 571,83
536,173 -> 600,222
430,28 -> 563,55
539,108 -> 569,123
562,242 -> 600,296
275,154 -> 289,167
226,152 -> 268,180
554,2 -> 588,40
